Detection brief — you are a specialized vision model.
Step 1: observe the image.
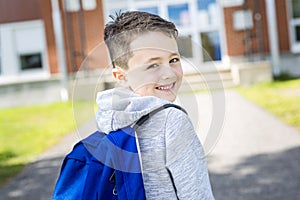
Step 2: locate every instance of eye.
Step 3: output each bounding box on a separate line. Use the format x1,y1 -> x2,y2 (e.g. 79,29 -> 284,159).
146,63 -> 159,70
170,57 -> 180,64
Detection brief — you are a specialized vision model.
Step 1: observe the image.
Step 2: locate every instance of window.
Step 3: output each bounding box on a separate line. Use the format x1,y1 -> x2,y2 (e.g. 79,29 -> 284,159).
0,20 -> 47,77
0,32 -> 2,75
289,0 -> 300,52
196,0 -> 220,28
138,6 -> 158,15
292,0 -> 300,18
103,0 -> 224,66
20,53 -> 42,70
177,35 -> 193,58
14,24 -> 45,72
168,3 -> 190,27
220,0 -> 244,7
64,0 -> 97,12
200,31 -> 221,62
64,0 -> 80,12
82,0 -> 97,10
291,0 -> 300,43
295,25 -> 300,42
197,0 -> 216,10
233,10 -> 253,31
196,0 -> 222,62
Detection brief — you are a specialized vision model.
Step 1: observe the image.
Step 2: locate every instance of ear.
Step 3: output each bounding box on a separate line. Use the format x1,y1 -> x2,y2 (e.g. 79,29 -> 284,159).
112,67 -> 127,81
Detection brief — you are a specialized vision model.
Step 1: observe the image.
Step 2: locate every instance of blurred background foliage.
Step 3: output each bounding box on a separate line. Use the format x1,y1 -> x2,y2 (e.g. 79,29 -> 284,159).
0,101 -> 92,186
238,78 -> 300,132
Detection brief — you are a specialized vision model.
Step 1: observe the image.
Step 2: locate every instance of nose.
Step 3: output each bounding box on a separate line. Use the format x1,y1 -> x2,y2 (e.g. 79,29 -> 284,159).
160,65 -> 176,80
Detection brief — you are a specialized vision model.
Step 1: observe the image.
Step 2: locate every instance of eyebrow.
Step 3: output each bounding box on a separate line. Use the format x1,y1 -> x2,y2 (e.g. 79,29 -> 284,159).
143,53 -> 180,64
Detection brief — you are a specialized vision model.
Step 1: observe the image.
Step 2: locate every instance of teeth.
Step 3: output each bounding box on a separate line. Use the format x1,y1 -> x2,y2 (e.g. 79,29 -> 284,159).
156,83 -> 174,90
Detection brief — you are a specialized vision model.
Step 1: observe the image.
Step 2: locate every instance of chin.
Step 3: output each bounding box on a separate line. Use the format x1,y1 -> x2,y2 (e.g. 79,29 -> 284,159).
160,95 -> 176,102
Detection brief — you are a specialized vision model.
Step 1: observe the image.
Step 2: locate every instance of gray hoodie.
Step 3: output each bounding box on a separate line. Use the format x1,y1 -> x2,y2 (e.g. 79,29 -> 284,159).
96,88 -> 214,200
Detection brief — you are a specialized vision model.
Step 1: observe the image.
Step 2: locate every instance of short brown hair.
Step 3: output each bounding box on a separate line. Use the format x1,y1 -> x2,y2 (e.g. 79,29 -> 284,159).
104,11 -> 178,69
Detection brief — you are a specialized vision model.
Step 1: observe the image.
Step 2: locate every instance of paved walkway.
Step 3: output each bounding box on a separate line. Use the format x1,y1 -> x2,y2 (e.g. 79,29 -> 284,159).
0,90 -> 299,200
206,91 -> 300,200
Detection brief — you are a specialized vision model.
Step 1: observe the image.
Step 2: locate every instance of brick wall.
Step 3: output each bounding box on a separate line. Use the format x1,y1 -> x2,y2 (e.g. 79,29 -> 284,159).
0,0 -> 107,75
59,0 -> 108,73
223,0 -> 290,57
0,0 -> 41,23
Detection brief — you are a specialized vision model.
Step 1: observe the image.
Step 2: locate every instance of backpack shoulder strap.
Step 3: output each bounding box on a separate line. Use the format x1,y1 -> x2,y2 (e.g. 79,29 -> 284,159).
134,104 -> 187,129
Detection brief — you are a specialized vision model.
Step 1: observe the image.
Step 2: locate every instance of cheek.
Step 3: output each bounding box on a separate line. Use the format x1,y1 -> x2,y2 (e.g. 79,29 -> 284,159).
135,85 -> 155,96
132,81 -> 158,97
127,71 -> 158,90
174,65 -> 183,79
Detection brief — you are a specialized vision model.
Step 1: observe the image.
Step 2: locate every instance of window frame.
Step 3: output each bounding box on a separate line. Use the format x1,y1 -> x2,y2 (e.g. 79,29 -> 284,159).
288,0 -> 300,53
0,20 -> 48,79
103,0 -> 224,66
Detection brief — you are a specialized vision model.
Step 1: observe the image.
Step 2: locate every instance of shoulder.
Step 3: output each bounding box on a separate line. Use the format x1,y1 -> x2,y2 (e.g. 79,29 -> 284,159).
163,105 -> 198,145
164,105 -> 191,127
142,104 -> 190,127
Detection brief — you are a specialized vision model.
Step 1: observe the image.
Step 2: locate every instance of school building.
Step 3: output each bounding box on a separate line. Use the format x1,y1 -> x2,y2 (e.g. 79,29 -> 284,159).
0,0 -> 299,106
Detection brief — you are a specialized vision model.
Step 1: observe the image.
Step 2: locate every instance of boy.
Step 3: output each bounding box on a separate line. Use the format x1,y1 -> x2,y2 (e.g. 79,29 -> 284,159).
97,11 -> 214,199
53,11 -> 214,199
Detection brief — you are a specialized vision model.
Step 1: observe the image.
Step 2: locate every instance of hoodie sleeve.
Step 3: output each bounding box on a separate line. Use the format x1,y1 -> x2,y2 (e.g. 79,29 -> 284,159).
165,108 -> 215,200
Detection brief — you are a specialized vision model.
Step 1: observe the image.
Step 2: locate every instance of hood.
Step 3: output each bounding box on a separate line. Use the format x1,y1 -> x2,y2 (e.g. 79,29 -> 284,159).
95,88 -> 169,133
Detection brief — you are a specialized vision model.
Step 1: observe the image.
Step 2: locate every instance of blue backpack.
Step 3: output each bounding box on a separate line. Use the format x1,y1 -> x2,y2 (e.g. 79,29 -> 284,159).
52,104 -> 185,200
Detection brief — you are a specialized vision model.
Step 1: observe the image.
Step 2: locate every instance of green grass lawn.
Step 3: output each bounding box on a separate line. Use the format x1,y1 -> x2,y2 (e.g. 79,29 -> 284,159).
237,78 -> 300,132
0,101 -> 93,186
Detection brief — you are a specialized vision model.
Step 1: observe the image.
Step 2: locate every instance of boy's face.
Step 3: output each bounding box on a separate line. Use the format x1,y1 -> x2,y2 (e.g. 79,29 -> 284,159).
113,32 -> 183,102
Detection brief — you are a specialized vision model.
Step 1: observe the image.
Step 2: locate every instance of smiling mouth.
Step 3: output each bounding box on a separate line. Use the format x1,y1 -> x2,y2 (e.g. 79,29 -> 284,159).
155,82 -> 175,91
